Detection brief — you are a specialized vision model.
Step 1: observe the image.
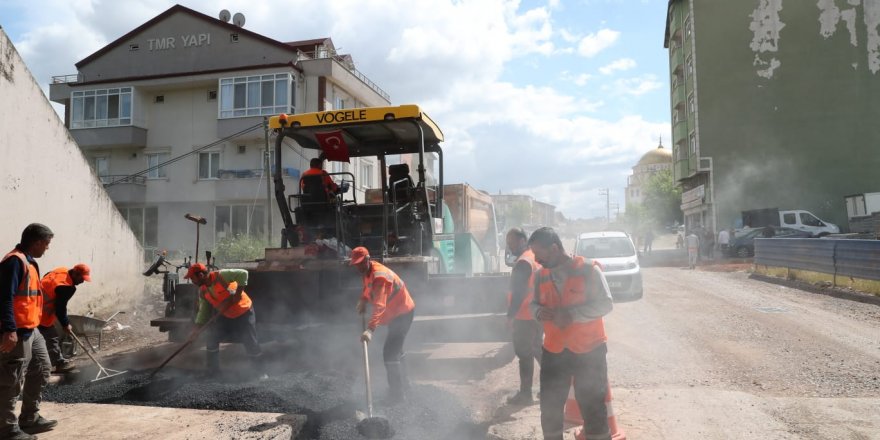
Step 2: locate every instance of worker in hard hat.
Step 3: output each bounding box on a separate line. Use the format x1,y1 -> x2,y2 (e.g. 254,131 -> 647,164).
38,263 -> 91,374
300,157 -> 339,199
505,228 -> 543,406
351,247 -> 415,405
184,263 -> 264,378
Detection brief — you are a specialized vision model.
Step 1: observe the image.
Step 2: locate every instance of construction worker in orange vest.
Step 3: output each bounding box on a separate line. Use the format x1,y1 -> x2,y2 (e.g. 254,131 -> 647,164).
38,264 -> 91,374
505,227 -> 543,406
0,224 -> 57,439
300,157 -> 340,200
185,263 -> 265,379
528,227 -> 613,440
351,247 -> 415,405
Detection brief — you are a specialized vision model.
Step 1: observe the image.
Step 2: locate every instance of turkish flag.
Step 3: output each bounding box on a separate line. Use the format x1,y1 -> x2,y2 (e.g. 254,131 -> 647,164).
314,130 -> 351,163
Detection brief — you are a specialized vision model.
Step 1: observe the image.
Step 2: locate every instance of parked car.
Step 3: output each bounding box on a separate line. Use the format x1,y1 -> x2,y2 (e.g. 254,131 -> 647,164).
574,231 -> 643,300
727,226 -> 813,257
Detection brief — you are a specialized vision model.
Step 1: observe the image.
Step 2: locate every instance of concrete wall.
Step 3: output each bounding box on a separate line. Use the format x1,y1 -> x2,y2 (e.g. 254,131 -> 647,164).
0,29 -> 145,315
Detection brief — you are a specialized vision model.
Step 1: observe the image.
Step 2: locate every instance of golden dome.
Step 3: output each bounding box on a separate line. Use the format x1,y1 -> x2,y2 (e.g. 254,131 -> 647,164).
637,145 -> 672,166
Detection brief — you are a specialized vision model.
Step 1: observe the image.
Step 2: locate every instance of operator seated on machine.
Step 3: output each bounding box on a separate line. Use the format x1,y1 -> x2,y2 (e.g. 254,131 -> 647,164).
299,157 -> 350,202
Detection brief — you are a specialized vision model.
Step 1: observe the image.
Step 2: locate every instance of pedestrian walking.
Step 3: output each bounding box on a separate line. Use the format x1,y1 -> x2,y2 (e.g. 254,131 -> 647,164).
643,229 -> 654,254
717,229 -> 730,257
352,247 -> 415,405
703,229 -> 715,261
185,263 -> 264,378
528,227 -> 614,440
38,264 -> 91,373
504,228 -> 542,405
686,230 -> 700,269
0,223 -> 57,439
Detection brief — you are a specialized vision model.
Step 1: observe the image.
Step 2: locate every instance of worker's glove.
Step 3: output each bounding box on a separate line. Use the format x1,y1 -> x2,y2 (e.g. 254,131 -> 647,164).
535,307 -> 556,322
361,329 -> 373,343
63,324 -> 73,335
340,182 -> 351,194
227,287 -> 237,296
553,309 -> 573,329
356,299 -> 367,315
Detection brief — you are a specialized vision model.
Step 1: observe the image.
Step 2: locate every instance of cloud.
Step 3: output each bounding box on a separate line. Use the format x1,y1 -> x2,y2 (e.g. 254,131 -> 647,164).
577,28 -> 620,57
7,0 -> 667,219
599,58 -> 636,74
609,75 -> 664,96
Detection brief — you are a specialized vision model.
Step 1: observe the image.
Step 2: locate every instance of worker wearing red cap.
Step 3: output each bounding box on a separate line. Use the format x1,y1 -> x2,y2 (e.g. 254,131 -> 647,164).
184,263 -> 263,377
38,264 -> 90,374
351,247 -> 415,404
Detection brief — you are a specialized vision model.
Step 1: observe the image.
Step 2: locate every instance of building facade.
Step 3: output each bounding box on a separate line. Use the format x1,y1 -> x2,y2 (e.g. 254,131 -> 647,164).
492,194 -> 557,231
49,5 -> 390,259
625,144 -> 673,208
665,0 -> 880,232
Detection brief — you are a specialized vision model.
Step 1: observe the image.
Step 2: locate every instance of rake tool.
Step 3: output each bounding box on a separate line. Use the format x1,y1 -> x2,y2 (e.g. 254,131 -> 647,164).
69,331 -> 128,382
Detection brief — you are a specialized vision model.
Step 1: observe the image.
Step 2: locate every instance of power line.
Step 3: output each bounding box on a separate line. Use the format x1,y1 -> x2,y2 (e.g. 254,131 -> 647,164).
104,122 -> 263,187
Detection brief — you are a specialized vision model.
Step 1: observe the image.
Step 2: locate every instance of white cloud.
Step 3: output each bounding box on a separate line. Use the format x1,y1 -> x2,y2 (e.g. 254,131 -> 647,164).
577,28 -> 620,57
609,75 -> 664,96
599,58 -> 636,75
6,0 -> 666,219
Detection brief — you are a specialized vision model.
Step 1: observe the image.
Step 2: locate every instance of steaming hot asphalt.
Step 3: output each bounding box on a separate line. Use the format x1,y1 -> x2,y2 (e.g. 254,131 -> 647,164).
43,367 -> 486,439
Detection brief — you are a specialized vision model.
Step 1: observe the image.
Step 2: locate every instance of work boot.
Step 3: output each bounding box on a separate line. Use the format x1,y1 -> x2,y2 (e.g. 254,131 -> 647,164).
383,361 -> 406,406
18,414 -> 57,435
249,355 -> 269,381
506,391 -> 534,406
52,359 -> 76,374
1,425 -> 37,440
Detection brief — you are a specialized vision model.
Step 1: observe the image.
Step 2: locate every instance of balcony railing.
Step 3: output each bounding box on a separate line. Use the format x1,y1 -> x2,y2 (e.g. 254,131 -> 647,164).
217,168 -> 300,179
100,175 -> 146,186
298,49 -> 391,102
51,73 -> 82,84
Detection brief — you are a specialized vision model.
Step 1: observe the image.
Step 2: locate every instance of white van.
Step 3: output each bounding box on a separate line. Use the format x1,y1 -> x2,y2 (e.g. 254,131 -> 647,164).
778,210 -> 839,237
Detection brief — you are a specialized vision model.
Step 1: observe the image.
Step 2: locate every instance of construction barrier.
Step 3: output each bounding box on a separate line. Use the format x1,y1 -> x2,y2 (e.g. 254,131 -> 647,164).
564,381 -> 626,440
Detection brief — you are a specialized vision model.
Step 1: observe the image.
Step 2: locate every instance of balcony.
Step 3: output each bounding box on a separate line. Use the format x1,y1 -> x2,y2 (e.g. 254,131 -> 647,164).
71,126 -> 147,149
101,175 -> 146,204
672,121 -> 688,144
298,50 -> 390,102
213,168 -> 300,200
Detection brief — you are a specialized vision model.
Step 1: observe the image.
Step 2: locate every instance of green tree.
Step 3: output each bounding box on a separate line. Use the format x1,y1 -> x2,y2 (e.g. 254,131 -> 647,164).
213,234 -> 267,264
642,169 -> 683,228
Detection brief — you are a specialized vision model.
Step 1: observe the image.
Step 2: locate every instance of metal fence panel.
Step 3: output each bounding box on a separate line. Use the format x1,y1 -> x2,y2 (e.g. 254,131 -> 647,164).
834,240 -> 880,280
755,238 -> 880,281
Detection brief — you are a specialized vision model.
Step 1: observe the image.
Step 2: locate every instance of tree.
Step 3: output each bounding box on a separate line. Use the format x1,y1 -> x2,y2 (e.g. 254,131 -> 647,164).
213,234 -> 267,264
642,169 -> 683,228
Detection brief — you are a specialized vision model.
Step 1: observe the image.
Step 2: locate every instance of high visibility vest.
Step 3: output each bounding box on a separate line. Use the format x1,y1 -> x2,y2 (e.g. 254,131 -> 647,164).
362,261 -> 415,328
201,272 -> 252,319
40,267 -> 72,327
507,249 -> 541,321
535,256 -> 607,354
1,249 -> 43,330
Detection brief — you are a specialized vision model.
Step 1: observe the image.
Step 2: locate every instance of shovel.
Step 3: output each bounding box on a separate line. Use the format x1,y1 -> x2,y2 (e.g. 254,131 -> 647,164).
355,314 -> 393,439
68,332 -> 127,382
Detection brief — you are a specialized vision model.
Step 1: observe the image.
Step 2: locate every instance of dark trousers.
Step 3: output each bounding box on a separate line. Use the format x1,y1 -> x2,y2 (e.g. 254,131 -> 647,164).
206,308 -> 261,369
540,344 -> 610,440
0,330 -> 51,433
383,309 -> 414,397
512,319 -> 542,394
37,325 -> 64,367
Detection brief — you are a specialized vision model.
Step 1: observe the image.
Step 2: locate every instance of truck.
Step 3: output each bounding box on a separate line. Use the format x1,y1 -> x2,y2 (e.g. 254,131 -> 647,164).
844,192 -> 880,235
741,208 -> 840,237
150,105 -> 509,342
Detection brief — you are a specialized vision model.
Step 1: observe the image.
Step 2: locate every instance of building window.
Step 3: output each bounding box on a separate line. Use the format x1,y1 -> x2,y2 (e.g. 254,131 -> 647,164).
330,161 -> 345,174
685,17 -> 692,40
219,73 -> 294,118
215,205 -> 265,240
689,132 -> 697,155
688,93 -> 695,115
94,156 -> 110,183
686,55 -> 693,77
146,153 -> 169,179
199,152 -> 220,179
360,161 -> 374,189
335,96 -> 345,110
71,87 -> 132,129
120,206 -> 159,249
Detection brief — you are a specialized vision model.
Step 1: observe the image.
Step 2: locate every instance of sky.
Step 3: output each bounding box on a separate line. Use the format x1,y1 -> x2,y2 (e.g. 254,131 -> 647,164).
0,0 -> 671,220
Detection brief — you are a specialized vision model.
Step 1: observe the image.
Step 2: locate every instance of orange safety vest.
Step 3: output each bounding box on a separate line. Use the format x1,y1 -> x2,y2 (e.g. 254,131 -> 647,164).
362,261 -> 415,328
1,249 -> 43,330
201,272 -> 252,319
300,167 -> 338,194
40,267 -> 72,327
507,249 -> 541,321
535,256 -> 607,354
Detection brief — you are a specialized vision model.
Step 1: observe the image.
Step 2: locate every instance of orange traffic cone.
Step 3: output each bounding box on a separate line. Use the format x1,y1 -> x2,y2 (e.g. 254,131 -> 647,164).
564,380 -> 626,440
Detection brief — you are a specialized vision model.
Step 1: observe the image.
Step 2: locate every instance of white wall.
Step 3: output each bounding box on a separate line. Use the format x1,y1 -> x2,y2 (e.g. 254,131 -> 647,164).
0,29 -> 145,316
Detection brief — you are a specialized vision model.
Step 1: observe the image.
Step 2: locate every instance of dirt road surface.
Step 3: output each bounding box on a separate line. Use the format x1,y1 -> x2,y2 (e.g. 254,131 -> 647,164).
32,267 -> 880,439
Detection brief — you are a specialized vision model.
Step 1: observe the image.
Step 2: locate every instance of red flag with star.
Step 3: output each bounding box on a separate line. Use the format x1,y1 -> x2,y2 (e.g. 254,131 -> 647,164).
314,130 -> 351,163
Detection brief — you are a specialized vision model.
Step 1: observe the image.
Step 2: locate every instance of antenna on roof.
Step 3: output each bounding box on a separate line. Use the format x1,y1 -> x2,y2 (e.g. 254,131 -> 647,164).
233,12 -> 246,27
219,9 -> 231,22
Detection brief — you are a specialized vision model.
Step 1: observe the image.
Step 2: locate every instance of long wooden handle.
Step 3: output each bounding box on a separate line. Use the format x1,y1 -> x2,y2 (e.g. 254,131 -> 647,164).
362,314 -> 373,418
150,296 -> 235,377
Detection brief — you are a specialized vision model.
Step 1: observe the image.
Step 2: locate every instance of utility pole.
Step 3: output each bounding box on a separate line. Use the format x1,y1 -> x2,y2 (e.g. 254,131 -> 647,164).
263,117 -> 273,244
610,202 -> 620,221
598,188 -> 610,224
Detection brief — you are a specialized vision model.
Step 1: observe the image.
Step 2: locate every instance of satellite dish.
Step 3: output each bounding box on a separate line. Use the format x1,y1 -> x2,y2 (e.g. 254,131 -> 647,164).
232,13 -> 246,27
219,10 -> 231,22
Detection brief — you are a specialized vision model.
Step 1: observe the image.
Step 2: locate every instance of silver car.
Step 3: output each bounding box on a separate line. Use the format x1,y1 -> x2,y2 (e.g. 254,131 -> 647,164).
574,231 -> 643,300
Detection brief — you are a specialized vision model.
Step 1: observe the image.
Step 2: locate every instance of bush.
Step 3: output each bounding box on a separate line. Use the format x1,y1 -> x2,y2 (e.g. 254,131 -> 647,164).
213,234 -> 267,264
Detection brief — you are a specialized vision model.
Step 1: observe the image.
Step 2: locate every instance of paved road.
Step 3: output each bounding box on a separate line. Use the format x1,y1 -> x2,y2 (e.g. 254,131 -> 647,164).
491,267 -> 880,439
